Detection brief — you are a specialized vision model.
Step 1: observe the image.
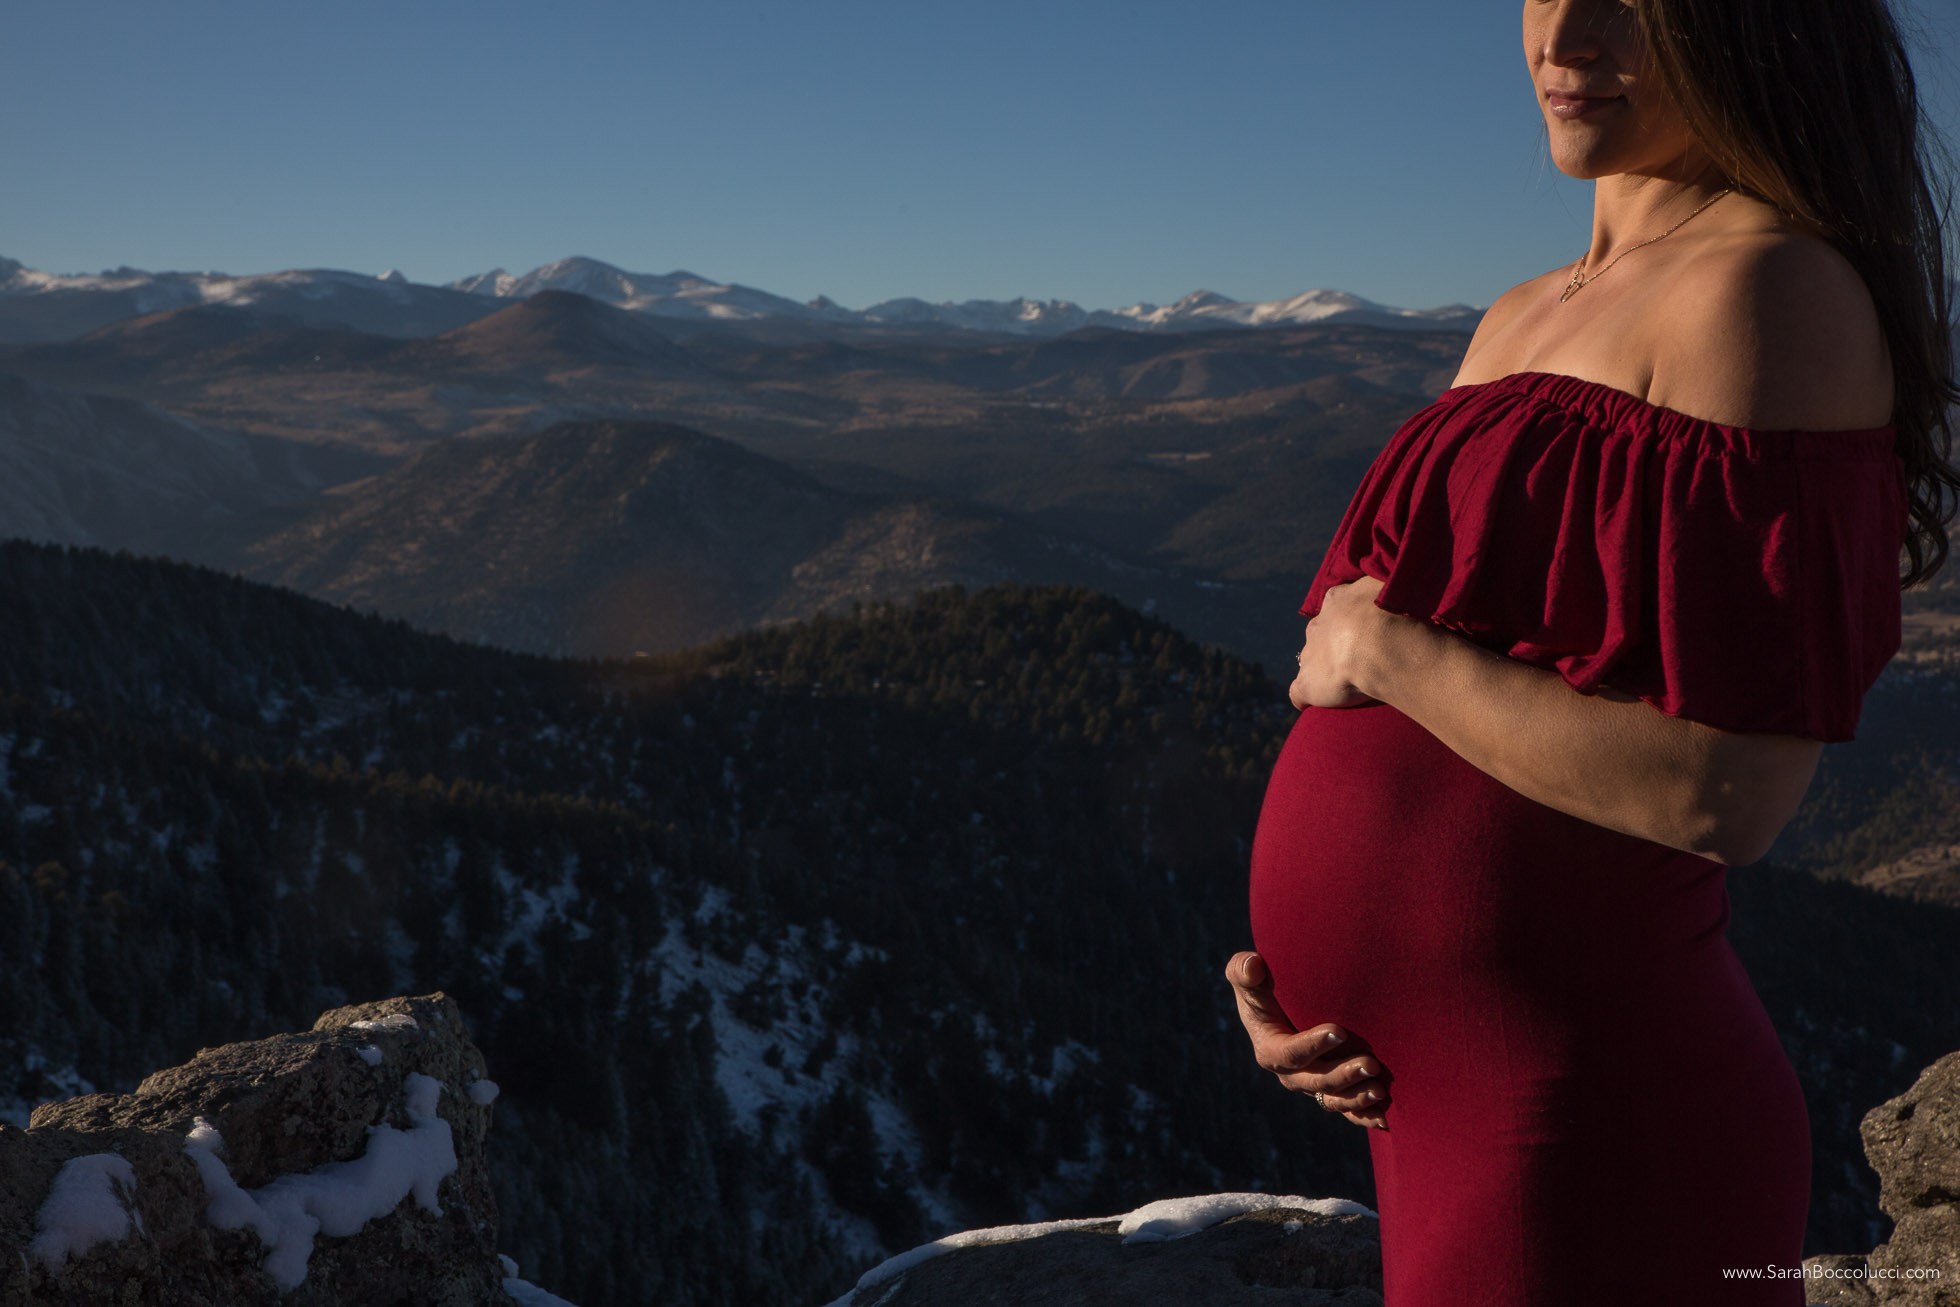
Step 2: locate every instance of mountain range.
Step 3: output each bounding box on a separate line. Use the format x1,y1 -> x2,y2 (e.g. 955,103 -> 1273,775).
0,276 -> 1476,671
2,253 -> 1949,681
0,254 -> 1483,345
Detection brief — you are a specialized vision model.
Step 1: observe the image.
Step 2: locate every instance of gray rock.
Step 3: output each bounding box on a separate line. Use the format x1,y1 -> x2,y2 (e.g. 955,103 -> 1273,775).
841,1208 -> 1384,1307
1805,1049 -> 1960,1306
0,993 -> 514,1307
1802,1255 -> 1880,1307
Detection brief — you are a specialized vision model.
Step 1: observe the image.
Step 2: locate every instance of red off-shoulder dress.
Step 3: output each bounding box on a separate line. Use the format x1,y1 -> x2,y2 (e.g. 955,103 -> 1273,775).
1248,371 -> 1906,1306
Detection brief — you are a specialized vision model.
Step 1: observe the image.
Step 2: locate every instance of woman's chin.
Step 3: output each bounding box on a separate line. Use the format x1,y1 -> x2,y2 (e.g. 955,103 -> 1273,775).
1543,140 -> 1628,182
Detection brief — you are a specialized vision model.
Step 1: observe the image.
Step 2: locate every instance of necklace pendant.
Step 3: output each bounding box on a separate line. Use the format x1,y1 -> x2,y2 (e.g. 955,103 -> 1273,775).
1554,187 -> 1731,308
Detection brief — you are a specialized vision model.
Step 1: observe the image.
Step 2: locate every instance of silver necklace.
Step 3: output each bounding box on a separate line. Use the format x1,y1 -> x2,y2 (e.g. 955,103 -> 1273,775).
1559,188 -> 1733,303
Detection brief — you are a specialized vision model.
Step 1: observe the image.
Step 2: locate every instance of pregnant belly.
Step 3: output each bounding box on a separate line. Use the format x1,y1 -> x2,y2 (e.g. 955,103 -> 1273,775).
1248,703 -> 1750,1099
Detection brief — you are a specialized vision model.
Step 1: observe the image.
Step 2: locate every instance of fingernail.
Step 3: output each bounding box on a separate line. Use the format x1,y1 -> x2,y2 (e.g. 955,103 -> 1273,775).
1324,1031 -> 1346,1048
1363,1090 -> 1381,1104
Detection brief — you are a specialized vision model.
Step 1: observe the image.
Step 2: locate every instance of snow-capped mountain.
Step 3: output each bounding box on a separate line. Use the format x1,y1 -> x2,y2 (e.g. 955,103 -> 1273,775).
1110,287 -> 1482,333
857,295 -> 1105,335
453,257 -> 1483,336
0,257 -> 493,343
0,253 -> 1481,345
449,256 -> 857,324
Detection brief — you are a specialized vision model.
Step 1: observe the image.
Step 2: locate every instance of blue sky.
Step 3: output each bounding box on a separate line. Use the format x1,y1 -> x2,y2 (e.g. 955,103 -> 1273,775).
4,1 -> 1957,312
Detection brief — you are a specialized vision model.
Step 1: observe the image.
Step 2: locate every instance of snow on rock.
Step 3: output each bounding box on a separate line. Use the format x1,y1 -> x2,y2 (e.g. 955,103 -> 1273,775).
356,1045 -> 384,1067
10,995 -> 502,1303
499,1253 -> 581,1305
1117,1193 -> 1373,1242
504,1273 -> 582,1306
825,1216 -> 1112,1306
27,1153 -> 142,1272
467,1077 -> 500,1106
825,1192 -> 1376,1306
181,1072 -> 457,1289
349,1013 -> 418,1033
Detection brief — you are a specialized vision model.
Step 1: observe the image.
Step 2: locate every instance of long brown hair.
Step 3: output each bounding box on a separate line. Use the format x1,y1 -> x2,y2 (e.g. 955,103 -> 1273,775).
1640,0 -> 1960,586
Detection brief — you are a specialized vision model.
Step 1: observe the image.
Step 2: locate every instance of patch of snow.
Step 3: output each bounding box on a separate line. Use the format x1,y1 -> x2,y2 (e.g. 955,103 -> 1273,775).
28,1153 -> 142,1272
468,1078 -> 500,1106
356,1046 -> 383,1067
858,1093 -> 961,1232
348,1014 -> 418,1033
1026,1040 -> 1098,1097
380,919 -> 418,994
645,915 -> 962,1263
1126,1083 -> 1158,1131
824,1215 -> 1112,1306
504,851 -> 586,958
504,1275 -> 582,1306
182,1073 -> 457,1289
1118,1193 -> 1373,1242
828,1193 -> 1375,1305
1023,1117 -> 1107,1219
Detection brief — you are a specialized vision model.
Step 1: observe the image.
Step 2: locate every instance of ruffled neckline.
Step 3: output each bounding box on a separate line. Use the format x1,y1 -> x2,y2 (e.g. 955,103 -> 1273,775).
1439,370 -> 1896,451
1300,366 -> 1907,741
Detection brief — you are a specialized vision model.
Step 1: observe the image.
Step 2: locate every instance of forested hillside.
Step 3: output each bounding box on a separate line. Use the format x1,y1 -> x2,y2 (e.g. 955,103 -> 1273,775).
1,540 -> 1956,1303
0,542 -> 1324,1304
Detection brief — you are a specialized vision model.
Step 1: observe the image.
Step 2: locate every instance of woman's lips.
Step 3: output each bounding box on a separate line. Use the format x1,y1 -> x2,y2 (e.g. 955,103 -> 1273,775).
1547,92 -> 1622,119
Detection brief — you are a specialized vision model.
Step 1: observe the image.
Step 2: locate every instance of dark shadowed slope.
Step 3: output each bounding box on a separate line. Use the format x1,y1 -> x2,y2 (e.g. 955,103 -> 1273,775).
0,371 -> 386,558
240,417 -> 1303,664
244,419 -> 862,654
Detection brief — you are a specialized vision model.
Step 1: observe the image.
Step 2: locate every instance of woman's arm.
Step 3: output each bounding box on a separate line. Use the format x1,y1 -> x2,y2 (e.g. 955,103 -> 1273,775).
1294,575 -> 1823,865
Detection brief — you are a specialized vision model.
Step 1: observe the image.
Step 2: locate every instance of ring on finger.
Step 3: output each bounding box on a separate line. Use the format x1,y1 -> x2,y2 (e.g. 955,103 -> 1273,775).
1313,1091 -> 1328,1109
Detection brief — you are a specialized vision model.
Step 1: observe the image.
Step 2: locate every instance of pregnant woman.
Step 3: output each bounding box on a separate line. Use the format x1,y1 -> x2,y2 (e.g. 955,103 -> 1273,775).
1228,1 -> 1957,1303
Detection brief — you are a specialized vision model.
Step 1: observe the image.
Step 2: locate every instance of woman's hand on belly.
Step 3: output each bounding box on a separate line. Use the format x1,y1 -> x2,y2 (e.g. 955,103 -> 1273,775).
1289,575 -> 1393,711
1227,951 -> 1390,1129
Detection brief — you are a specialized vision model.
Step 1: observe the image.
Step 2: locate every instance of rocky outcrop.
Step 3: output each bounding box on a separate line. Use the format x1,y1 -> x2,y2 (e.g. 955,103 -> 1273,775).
1804,1050 -> 1959,1306
0,994 -> 520,1307
829,1200 -> 1384,1307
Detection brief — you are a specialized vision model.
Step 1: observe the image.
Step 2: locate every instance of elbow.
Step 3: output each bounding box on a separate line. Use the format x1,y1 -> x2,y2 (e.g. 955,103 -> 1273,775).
1680,784 -> 1809,867
1675,737 -> 1822,866
1688,816 -> 1784,868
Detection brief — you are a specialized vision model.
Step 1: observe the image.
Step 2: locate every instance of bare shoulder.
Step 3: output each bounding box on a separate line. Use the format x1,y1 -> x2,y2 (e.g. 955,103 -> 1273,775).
1451,267 -> 1570,384
1647,231 -> 1893,430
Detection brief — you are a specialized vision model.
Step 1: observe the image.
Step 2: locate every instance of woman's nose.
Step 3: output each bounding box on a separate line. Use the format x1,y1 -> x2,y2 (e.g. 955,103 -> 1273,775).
1535,0 -> 1605,67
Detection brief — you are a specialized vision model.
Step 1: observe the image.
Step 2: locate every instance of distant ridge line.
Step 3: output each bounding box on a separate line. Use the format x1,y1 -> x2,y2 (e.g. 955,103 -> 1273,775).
0,252 -> 1484,342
